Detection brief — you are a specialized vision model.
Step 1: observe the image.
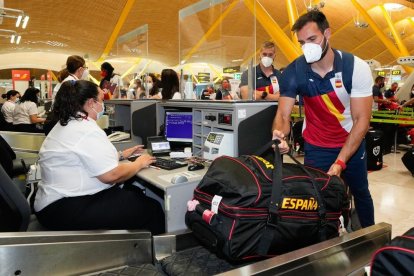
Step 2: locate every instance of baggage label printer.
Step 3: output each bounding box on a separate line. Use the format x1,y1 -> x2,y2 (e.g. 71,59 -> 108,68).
203,132 -> 235,160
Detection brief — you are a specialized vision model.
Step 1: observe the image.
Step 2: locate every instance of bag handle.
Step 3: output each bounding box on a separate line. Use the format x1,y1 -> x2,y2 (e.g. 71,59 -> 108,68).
257,140 -> 327,255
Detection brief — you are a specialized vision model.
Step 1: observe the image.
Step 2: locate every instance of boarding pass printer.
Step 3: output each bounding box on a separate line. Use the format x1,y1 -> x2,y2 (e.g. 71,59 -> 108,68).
203,131 -> 235,160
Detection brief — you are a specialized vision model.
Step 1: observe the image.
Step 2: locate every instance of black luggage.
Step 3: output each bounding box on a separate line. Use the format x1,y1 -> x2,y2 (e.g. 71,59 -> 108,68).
366,129 -> 383,171
402,149 -> 414,176
185,141 -> 349,262
370,227 -> 414,275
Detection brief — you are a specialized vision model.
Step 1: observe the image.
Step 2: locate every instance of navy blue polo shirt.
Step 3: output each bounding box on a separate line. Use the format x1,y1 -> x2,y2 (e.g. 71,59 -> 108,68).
240,65 -> 282,94
280,50 -> 372,148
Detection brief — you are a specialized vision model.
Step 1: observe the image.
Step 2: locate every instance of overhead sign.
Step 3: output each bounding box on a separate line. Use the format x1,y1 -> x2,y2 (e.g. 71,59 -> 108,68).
12,70 -> 31,81
223,66 -> 240,74
377,71 -> 386,77
391,70 -> 401,75
198,72 -> 210,83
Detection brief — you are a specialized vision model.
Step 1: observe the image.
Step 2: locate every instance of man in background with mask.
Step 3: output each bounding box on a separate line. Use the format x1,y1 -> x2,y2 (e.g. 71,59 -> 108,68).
372,76 -> 391,110
272,11 -> 375,228
239,41 -> 282,100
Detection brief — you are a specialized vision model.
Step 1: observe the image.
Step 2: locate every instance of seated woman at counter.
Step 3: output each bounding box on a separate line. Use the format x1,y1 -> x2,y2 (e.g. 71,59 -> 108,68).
1,90 -> 20,130
34,80 -> 165,234
12,87 -> 45,133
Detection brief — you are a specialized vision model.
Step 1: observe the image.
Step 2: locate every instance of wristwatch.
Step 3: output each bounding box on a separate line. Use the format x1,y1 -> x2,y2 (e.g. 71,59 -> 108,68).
119,151 -> 125,161
261,91 -> 268,99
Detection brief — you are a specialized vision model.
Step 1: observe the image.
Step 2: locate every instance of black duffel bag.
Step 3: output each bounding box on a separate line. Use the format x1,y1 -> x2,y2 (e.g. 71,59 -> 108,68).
370,227 -> 414,275
186,140 -> 350,262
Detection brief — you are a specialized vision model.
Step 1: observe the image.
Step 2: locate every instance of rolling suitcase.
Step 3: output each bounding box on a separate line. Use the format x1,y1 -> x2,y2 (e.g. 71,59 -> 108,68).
402,149 -> 414,176
366,129 -> 383,171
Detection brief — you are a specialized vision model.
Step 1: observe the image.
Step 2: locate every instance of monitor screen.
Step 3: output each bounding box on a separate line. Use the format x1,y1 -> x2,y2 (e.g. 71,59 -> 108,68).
165,111 -> 193,143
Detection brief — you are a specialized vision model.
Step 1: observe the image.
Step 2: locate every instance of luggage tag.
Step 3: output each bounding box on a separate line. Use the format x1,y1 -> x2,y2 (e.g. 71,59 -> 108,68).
211,195 -> 223,214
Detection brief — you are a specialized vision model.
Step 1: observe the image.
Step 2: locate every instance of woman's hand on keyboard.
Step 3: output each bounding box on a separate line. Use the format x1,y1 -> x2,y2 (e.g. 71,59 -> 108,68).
124,145 -> 145,159
134,154 -> 156,169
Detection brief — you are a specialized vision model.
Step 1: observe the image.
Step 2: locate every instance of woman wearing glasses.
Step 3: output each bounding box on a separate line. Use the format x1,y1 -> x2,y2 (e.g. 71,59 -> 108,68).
52,55 -> 89,99
34,80 -> 165,234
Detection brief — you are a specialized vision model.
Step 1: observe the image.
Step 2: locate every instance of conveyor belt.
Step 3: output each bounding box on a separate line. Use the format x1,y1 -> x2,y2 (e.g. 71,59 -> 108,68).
0,223 -> 392,276
90,264 -> 164,276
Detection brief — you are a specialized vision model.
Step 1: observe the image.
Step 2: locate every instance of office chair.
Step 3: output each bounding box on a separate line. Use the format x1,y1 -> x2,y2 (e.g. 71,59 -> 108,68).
0,164 -> 31,231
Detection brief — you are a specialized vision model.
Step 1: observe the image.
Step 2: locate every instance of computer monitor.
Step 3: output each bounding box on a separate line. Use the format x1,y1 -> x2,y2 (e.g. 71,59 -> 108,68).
164,111 -> 193,149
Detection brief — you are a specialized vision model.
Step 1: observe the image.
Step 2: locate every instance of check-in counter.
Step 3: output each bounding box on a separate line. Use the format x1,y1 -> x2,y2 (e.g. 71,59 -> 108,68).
0,131 -> 45,153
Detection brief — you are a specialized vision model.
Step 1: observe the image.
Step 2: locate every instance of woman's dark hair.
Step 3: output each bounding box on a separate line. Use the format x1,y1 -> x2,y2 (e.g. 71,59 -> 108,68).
2,90 -> 19,100
292,10 -> 329,33
52,80 -> 99,126
20,87 -> 40,104
66,55 -> 85,74
148,73 -> 161,96
57,68 -> 70,82
160,69 -> 179,100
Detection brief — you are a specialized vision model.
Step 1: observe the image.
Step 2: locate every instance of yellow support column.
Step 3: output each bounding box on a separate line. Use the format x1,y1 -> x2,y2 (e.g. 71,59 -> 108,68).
286,0 -> 301,50
97,0 -> 136,62
49,70 -> 58,81
121,58 -> 142,79
243,0 -> 301,62
136,60 -> 153,78
379,5 -> 410,56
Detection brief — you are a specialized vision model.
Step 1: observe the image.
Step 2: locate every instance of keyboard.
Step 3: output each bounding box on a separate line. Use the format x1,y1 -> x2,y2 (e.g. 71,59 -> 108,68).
153,157 -> 188,170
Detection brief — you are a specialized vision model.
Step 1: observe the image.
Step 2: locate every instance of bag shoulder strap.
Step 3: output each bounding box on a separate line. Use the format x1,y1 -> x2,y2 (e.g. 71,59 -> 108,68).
257,140 -> 327,255
340,51 -> 354,94
295,56 -> 308,94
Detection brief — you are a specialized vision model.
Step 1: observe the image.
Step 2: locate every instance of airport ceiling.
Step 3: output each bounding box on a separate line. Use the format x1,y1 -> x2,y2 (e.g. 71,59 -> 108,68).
1,0 -> 414,73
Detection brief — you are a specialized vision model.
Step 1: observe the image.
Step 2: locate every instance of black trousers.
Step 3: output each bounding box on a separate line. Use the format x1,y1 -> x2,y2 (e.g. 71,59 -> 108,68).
35,185 -> 165,234
14,123 -> 44,133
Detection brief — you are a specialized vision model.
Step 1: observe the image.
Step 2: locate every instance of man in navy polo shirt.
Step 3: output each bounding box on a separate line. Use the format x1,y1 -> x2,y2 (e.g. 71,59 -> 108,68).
272,11 -> 374,228
239,41 -> 282,101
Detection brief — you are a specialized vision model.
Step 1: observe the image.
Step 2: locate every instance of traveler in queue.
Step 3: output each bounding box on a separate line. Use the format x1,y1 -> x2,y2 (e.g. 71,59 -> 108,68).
34,80 -> 165,234
100,62 -> 123,99
239,41 -> 282,101
160,69 -> 181,100
1,90 -> 20,130
13,87 -> 45,133
272,11 -> 375,228
146,73 -> 161,98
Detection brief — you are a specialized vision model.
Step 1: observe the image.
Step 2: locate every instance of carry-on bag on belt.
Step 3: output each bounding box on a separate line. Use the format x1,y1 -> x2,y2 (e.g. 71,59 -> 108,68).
185,140 -> 350,262
370,227 -> 414,275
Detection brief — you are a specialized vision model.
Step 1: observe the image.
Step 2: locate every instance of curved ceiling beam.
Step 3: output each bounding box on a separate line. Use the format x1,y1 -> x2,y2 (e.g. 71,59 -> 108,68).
379,5 -> 410,56
97,0 -> 136,62
350,0 -> 412,73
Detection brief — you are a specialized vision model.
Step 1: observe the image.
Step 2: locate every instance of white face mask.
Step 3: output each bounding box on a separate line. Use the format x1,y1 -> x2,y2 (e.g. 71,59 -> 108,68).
261,56 -> 273,68
81,69 -> 89,80
146,83 -> 153,90
302,36 -> 328,63
92,101 -> 105,120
